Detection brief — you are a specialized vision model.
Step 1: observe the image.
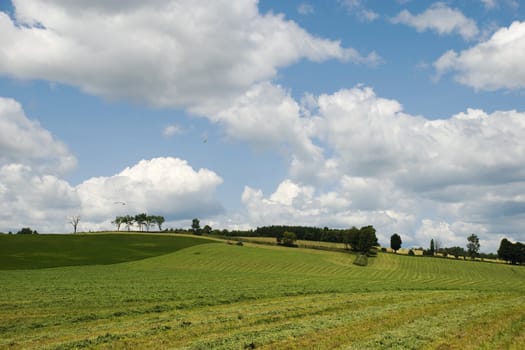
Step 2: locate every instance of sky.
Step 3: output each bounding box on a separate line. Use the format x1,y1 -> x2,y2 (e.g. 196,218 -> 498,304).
1,0 -> 525,252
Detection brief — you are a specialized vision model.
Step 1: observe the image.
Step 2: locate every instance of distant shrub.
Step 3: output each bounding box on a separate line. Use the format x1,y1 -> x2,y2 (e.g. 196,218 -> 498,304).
423,249 -> 434,256
380,247 -> 387,253
17,227 -> 37,235
368,247 -> 378,257
353,254 -> 368,266
281,231 -> 297,247
408,249 -> 415,256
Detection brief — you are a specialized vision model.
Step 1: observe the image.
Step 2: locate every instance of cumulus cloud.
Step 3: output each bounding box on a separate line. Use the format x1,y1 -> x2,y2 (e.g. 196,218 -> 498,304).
392,3 -> 479,40
0,163 -> 81,232
240,178 -> 416,246
228,85 -> 525,251
77,157 -> 224,221
0,0 -> 377,113
0,97 -> 76,174
311,87 -> 525,193
0,97 -> 225,232
0,156 -> 225,233
435,21 -> 525,90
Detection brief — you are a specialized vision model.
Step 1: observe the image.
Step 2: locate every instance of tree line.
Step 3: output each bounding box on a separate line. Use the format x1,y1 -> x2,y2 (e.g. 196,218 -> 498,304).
112,214 -> 165,232
249,225 -> 379,254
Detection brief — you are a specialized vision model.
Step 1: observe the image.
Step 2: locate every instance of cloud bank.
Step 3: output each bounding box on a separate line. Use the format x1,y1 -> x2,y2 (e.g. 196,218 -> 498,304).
0,0 -> 377,114
222,84 -> 525,251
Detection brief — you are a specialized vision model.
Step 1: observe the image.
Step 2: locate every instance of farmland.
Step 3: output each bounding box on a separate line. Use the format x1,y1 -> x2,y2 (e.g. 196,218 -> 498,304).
1,233 -> 525,349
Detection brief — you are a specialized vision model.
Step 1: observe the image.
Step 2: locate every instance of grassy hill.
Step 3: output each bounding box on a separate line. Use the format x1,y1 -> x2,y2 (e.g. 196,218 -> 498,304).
1,234 -> 524,349
0,233 -> 211,269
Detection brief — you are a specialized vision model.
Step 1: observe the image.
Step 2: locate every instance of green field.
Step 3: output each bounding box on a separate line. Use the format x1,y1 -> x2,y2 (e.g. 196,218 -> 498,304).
1,233 -> 525,349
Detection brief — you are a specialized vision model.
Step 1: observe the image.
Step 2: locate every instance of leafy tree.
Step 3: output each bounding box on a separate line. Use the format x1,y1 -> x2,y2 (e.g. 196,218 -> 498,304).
153,215 -> 165,231
357,225 -> 378,254
445,246 -> 466,259
498,238 -> 525,264
466,233 -> 480,259
17,227 -> 37,234
498,238 -> 513,263
517,242 -> 525,264
429,239 -> 435,255
144,215 -> 154,232
390,233 -> 402,253
202,224 -> 212,235
135,213 -> 148,232
69,215 -> 80,234
112,216 -> 124,231
122,215 -> 134,231
342,226 -> 359,250
191,218 -> 201,235
281,231 -> 297,247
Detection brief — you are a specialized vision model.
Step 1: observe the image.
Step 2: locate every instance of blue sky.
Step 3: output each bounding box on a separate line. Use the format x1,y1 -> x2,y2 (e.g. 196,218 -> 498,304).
1,0 -> 525,252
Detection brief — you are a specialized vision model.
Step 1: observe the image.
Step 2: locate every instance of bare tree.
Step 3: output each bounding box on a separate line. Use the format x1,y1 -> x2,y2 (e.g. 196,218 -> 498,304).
69,215 -> 80,234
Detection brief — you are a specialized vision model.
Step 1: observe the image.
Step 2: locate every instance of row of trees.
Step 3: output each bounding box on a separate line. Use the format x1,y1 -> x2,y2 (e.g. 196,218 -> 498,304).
389,233 -> 484,260
264,225 -> 378,254
252,225 -> 377,246
112,214 -> 165,232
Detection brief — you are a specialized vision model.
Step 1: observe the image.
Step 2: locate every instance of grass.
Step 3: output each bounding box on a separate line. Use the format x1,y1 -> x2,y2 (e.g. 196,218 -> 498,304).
238,236 -> 347,250
0,233 -> 211,269
1,234 -> 525,349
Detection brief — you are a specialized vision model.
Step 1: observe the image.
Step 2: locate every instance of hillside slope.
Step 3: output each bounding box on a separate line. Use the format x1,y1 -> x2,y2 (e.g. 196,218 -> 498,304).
1,238 -> 524,349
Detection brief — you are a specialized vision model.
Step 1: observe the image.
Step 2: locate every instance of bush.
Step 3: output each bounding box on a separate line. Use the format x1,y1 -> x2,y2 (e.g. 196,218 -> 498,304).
353,254 -> 368,266
281,231 -> 297,247
17,227 -> 37,235
408,249 -> 415,256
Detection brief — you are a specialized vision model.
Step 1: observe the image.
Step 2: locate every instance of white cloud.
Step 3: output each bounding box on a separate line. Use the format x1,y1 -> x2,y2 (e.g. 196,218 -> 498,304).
0,97 -> 225,232
77,157 -> 224,221
163,124 -> 183,137
392,3 -> 479,40
212,83 -> 317,152
339,0 -> 379,22
0,0 -> 377,113
223,85 -> 525,252
481,0 -> 497,9
311,87 -> 525,192
481,0 -> 520,10
0,163 -> 81,232
240,179 -> 417,247
0,156 -> 225,233
435,21 -> 525,90
0,97 -> 76,174
297,3 -> 314,15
